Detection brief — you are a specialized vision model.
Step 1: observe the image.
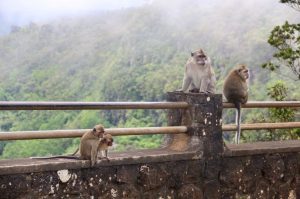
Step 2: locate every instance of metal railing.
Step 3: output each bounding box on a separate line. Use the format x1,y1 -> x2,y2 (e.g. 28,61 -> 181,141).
0,101 -> 189,140
0,126 -> 188,140
0,101 -> 299,141
223,101 -> 300,108
0,101 -> 189,110
222,122 -> 300,131
222,101 -> 300,131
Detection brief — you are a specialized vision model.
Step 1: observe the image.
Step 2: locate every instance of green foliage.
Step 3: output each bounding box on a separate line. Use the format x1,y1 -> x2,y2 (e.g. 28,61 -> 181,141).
267,80 -> 289,101
114,134 -> 163,151
243,81 -> 299,141
266,81 -> 299,140
1,139 -> 73,159
0,0 -> 299,158
262,3 -> 300,80
280,0 -> 300,11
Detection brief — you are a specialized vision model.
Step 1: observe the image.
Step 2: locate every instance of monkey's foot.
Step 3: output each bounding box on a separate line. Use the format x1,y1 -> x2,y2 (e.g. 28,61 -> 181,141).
99,157 -> 110,162
189,89 -> 199,93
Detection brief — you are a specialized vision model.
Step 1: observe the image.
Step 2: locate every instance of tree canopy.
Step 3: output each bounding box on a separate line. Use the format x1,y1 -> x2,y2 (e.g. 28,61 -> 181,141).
0,0 -> 299,158
263,0 -> 300,80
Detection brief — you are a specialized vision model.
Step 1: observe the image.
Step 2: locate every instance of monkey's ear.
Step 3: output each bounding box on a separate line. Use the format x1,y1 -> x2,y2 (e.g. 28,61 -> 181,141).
93,128 -> 96,132
191,52 -> 194,57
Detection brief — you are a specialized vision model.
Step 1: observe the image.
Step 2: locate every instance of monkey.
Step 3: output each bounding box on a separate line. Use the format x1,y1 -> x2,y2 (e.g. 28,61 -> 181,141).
78,124 -> 106,166
31,124 -> 106,166
178,49 -> 216,93
223,64 -> 249,144
97,133 -> 114,162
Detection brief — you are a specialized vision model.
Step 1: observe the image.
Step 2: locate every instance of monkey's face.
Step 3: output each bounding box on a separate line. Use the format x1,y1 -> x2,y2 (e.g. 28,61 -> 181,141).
191,49 -> 207,66
237,65 -> 250,80
106,138 -> 113,146
102,134 -> 114,146
93,125 -> 105,138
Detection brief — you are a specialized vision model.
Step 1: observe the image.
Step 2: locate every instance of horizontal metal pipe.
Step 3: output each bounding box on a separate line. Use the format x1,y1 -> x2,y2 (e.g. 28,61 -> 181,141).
222,122 -> 300,131
0,101 -> 299,110
223,101 -> 300,108
0,126 -> 188,141
0,101 -> 189,110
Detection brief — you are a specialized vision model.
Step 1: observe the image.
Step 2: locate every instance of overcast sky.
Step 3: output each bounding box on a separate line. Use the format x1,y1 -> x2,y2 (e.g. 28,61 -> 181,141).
0,0 -> 150,26
0,0 -> 298,31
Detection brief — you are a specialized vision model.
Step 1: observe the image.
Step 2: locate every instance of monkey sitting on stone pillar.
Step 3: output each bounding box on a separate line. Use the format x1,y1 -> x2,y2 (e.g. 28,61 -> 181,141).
178,49 -> 216,94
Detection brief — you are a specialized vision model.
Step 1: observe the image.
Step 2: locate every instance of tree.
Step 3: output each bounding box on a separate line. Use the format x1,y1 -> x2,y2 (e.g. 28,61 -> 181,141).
266,81 -> 299,139
242,81 -> 299,142
262,1 -> 300,80
281,0 -> 300,11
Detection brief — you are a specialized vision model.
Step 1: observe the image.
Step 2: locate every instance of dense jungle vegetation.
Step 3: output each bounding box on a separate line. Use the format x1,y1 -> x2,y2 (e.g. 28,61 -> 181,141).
0,0 -> 299,158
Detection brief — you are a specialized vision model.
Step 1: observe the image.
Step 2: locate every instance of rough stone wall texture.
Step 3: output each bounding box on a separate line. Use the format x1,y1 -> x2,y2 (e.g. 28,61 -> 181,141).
0,153 -> 299,198
0,160 -> 205,199
220,153 -> 300,199
166,92 -> 223,198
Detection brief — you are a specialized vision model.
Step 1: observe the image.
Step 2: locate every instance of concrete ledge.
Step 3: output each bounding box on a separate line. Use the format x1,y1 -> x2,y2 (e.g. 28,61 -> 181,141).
225,140 -> 300,156
0,148 -> 201,175
1,140 -> 299,175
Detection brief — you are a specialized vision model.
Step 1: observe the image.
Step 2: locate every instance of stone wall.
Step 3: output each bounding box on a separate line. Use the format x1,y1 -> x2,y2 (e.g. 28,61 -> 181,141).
220,152 -> 300,199
0,159 -> 204,199
0,151 -> 299,199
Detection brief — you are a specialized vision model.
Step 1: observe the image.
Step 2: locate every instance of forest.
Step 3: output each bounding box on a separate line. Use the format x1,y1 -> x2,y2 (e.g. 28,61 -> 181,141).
0,0 -> 299,158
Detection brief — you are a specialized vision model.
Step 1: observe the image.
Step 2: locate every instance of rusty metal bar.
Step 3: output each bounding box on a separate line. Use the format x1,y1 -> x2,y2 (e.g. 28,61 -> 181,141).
1,101 -> 299,110
0,126 -> 188,141
223,101 -> 300,108
0,101 -> 189,110
222,122 -> 300,131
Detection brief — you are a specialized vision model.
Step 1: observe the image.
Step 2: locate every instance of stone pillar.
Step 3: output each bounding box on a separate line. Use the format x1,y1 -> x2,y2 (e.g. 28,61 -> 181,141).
167,92 -> 223,199
166,92 -> 223,156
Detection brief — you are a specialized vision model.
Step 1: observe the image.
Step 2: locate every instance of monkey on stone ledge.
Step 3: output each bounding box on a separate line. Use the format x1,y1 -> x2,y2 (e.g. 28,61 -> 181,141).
31,124 -> 113,166
178,49 -> 216,94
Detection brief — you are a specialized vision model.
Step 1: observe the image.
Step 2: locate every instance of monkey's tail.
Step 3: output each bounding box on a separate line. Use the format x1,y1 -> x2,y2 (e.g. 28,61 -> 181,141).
30,147 -> 80,159
71,148 -> 79,156
30,155 -> 79,159
235,103 -> 241,144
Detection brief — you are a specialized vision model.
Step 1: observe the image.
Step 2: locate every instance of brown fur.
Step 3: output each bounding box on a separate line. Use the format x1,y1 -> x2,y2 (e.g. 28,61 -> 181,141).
223,64 -> 249,106
223,64 -> 249,144
79,124 -> 105,166
180,49 -> 216,93
97,133 -> 114,161
31,124 -> 106,166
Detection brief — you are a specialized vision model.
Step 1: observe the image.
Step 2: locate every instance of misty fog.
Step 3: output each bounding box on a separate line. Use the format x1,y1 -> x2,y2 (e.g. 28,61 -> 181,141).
0,0 -> 299,156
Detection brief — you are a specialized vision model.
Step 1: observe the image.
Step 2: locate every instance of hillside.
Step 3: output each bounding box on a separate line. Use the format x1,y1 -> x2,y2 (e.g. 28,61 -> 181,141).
0,0 -> 299,158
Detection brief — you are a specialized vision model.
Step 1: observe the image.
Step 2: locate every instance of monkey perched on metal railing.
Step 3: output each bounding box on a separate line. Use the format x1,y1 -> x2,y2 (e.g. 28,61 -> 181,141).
223,64 -> 249,144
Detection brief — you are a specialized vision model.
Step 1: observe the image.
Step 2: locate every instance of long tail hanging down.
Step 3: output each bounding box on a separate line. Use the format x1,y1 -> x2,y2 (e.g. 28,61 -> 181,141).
235,103 -> 241,144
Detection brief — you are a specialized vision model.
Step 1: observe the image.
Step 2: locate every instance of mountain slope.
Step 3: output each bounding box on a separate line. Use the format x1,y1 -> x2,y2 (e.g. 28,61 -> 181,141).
0,0 -> 299,157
